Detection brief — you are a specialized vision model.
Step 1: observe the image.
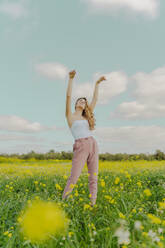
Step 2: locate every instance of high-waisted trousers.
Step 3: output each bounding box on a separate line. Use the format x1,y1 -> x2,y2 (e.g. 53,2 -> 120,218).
62,136 -> 99,204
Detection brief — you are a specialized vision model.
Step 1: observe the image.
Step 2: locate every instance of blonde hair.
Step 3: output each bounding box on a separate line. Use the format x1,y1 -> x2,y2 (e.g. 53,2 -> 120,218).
75,97 -> 96,130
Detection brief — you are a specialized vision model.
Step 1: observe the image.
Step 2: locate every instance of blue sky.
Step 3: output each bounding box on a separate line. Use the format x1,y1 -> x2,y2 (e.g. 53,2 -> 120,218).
0,0 -> 165,154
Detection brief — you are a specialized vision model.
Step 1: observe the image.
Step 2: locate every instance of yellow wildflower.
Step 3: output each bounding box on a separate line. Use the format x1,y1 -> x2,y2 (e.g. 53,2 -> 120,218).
74,190 -> 78,196
100,180 -> 105,187
55,184 -> 62,191
84,204 -> 90,210
137,181 -> 142,187
119,212 -> 125,219
147,213 -> 161,224
68,231 -> 74,237
158,202 -> 165,209
143,189 -> 152,196
69,184 -> 75,189
18,199 -> 70,243
115,177 -> 120,184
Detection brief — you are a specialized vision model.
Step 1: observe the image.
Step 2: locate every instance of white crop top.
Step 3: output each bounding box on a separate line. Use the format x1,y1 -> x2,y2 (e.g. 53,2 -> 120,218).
70,119 -> 94,140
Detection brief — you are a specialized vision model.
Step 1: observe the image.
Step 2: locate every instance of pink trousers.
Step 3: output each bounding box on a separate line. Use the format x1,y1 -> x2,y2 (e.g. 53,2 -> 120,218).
62,136 -> 99,204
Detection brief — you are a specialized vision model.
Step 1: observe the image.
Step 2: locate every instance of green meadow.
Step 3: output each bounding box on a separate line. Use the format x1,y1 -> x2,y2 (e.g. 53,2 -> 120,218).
1,159 -> 165,247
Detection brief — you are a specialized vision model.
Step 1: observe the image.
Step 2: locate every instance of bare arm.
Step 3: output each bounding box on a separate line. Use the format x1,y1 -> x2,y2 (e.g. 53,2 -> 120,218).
89,76 -> 106,111
66,78 -> 73,97
65,70 -> 76,117
89,82 -> 99,112
65,78 -> 73,116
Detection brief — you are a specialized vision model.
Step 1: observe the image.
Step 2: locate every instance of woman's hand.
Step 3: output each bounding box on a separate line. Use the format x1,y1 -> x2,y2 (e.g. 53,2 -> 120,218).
96,76 -> 106,85
69,70 -> 76,79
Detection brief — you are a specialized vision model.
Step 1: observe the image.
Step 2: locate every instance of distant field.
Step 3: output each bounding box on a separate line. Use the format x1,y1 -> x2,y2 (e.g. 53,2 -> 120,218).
1,159 -> 165,247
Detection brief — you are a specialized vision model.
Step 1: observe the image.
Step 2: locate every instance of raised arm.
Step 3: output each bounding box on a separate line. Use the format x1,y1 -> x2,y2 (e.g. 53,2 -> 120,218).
65,70 -> 76,117
89,76 -> 106,112
89,82 -> 99,112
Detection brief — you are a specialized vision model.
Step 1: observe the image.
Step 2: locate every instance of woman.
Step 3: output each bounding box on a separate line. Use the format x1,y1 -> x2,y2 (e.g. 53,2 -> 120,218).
62,70 -> 106,206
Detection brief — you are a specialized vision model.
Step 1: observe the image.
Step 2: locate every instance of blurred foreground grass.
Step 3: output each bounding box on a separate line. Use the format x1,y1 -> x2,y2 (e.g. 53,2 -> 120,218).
1,160 -> 165,247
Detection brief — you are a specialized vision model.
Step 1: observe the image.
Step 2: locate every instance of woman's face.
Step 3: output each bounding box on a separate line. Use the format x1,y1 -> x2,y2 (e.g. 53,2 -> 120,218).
76,98 -> 86,110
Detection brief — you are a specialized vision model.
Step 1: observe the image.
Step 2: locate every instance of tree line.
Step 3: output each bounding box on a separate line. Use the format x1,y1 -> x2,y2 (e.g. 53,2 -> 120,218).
0,149 -> 165,161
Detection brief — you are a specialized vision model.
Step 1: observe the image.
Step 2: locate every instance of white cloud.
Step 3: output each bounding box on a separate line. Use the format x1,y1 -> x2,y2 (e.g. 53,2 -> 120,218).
112,65 -> 165,120
35,62 -> 69,81
0,115 -> 61,133
0,0 -> 29,19
34,62 -> 128,104
94,125 -> 165,153
72,71 -> 128,104
132,66 -> 165,103
81,0 -> 159,18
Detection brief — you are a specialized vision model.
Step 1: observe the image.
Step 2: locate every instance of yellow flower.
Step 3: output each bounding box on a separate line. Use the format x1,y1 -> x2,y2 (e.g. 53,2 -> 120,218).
17,217 -> 23,223
119,212 -> 125,219
100,180 -> 105,187
91,223 -> 96,230
104,195 -> 112,200
8,233 -> 12,237
137,181 -> 142,187
125,173 -> 131,179
142,232 -> 148,237
147,213 -> 161,224
143,189 -> 152,196
63,175 -> 68,179
3,231 -> 9,235
157,242 -> 164,248
68,231 -> 74,237
115,177 -> 120,184
158,202 -> 165,209
132,209 -> 136,213
18,199 -> 70,243
84,204 -> 91,210
74,190 -> 78,196
69,184 -> 75,189
55,184 -> 62,191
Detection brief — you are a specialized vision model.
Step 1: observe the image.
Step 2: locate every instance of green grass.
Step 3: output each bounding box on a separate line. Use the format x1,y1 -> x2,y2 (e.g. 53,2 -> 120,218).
1,161 -> 165,247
